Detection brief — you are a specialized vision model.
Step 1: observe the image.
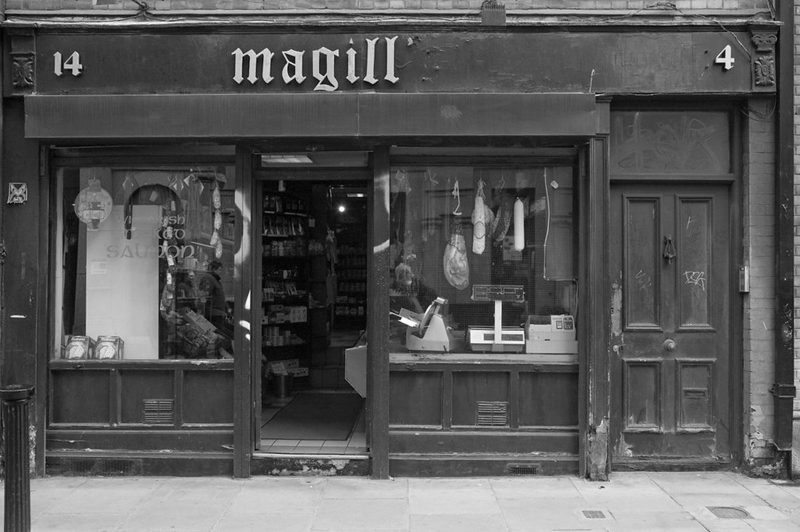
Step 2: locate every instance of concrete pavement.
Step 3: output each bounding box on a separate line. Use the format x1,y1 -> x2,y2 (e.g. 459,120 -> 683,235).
7,471 -> 800,531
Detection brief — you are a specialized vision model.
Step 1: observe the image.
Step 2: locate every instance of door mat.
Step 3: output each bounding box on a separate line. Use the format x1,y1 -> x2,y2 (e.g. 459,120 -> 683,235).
261,392 -> 363,441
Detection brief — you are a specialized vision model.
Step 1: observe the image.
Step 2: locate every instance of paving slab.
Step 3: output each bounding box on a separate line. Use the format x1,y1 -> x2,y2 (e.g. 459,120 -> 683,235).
312,498 -> 409,530
228,478 -> 324,514
497,497 -> 598,531
322,477 -> 408,499
213,511 -> 315,532
746,520 -> 800,532
408,478 -> 501,515
606,509 -> 708,531
32,512 -> 123,531
409,513 -> 509,532
490,477 -> 581,499
119,498 -> 229,532
43,484 -> 156,516
734,481 -> 800,513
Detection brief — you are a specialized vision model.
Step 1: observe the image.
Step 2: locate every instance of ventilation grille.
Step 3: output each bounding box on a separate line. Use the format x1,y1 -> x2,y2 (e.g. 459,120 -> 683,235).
476,401 -> 508,426
506,463 -> 540,475
143,399 -> 175,424
582,510 -> 608,519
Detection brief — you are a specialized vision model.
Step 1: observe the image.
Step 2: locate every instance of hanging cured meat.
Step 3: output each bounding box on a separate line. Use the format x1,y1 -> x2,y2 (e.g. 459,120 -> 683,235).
472,180 -> 487,254
492,193 -> 514,243
443,224 -> 469,290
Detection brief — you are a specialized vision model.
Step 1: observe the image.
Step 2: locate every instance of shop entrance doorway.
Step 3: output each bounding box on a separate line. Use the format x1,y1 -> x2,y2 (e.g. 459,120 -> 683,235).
609,183 -> 732,465
255,154 -> 371,457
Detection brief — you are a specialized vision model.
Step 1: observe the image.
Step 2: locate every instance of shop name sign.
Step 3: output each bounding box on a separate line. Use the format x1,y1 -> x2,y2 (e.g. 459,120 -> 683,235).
232,36 -> 399,92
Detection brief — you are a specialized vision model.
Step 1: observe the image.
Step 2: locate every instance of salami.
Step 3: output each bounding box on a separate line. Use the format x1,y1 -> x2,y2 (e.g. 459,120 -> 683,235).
492,194 -> 514,243
443,224 -> 470,290
471,185 -> 486,254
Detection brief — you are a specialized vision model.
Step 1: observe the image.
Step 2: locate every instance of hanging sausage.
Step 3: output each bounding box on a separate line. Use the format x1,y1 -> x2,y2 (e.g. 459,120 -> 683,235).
513,197 -> 525,251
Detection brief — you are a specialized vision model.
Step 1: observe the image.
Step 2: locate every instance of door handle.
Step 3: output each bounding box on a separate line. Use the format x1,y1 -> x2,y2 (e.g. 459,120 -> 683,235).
663,235 -> 676,263
663,338 -> 676,352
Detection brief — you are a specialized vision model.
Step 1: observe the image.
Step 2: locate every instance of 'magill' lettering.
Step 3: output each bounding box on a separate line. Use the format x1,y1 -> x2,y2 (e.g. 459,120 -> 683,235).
232,36 -> 399,91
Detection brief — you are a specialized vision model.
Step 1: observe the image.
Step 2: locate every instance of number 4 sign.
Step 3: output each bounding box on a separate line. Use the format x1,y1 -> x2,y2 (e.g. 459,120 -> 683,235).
53,51 -> 83,77
715,44 -> 735,71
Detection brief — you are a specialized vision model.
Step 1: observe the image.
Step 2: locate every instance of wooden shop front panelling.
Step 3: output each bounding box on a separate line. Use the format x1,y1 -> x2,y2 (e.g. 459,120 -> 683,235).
389,358 -> 579,473
47,360 -> 234,452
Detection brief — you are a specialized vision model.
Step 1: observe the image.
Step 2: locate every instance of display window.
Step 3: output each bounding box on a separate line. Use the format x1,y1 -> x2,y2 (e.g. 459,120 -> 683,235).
388,163 -> 578,355
53,164 -> 237,361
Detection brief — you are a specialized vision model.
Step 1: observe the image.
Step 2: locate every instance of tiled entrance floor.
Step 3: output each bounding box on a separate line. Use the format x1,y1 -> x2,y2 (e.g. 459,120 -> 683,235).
258,395 -> 367,455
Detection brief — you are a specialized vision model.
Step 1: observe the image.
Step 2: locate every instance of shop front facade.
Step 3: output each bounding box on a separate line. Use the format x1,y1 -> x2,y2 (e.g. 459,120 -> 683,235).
0,10 -> 789,479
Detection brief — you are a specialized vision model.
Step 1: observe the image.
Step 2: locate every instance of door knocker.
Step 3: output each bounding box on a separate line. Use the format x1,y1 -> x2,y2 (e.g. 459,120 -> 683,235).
663,235 -> 676,264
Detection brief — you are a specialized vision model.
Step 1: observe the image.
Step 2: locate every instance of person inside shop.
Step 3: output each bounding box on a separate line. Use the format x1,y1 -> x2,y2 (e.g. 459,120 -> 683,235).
198,260 -> 233,358
390,260 -> 438,315
198,260 -> 234,353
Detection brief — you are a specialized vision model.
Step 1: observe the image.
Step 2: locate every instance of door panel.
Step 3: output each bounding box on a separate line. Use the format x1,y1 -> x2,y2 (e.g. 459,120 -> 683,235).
611,184 -> 730,461
625,199 -> 660,329
677,199 -> 712,328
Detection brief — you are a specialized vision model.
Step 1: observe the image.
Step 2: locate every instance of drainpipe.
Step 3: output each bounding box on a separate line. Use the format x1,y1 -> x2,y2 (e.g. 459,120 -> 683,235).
774,0 -> 795,472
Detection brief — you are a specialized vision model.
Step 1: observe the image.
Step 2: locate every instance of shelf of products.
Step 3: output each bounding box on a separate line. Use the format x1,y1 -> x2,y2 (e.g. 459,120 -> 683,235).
332,237 -> 367,330
262,192 -> 312,368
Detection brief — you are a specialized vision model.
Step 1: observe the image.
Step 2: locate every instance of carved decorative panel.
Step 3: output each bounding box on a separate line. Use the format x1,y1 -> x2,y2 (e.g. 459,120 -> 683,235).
750,31 -> 777,90
10,53 -> 34,91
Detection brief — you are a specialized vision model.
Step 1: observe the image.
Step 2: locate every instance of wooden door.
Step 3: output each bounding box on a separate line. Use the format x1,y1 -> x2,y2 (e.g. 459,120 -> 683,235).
610,183 -> 731,463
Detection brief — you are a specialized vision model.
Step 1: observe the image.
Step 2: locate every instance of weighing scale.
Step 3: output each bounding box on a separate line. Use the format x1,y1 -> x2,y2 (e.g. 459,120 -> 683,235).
467,284 -> 526,353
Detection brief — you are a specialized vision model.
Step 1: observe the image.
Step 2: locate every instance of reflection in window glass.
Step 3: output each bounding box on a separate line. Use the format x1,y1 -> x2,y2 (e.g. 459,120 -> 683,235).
388,165 -> 578,354
54,165 -> 237,360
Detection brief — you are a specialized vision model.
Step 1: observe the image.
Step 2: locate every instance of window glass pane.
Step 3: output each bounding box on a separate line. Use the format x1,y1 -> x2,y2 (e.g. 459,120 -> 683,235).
54,165 -> 237,360
610,111 -> 730,175
388,164 -> 577,353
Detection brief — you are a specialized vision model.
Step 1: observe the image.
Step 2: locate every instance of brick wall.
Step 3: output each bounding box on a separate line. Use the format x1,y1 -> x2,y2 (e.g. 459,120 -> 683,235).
3,0 -> 771,13
744,98 -> 777,465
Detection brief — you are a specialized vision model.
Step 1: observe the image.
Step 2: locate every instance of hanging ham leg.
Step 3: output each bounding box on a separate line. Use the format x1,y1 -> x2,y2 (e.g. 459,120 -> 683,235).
443,223 -> 469,290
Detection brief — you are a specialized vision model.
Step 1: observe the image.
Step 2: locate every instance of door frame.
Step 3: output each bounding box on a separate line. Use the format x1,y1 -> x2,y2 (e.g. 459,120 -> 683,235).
605,102 -> 744,469
235,145 -> 385,477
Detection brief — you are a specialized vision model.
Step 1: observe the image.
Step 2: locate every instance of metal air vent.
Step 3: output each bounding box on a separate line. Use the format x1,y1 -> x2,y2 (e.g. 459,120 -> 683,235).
143,399 -> 175,424
476,401 -> 508,426
506,463 -> 540,475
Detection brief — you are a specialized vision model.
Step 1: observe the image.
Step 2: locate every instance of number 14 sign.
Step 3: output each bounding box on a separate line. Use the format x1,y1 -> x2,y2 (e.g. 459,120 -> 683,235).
53,51 -> 83,77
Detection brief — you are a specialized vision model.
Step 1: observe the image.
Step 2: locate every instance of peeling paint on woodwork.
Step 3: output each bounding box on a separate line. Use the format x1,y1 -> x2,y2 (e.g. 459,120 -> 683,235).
587,418 -> 609,481
615,433 -> 633,458
610,275 -> 622,335
440,105 -> 462,121
268,458 -> 351,476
